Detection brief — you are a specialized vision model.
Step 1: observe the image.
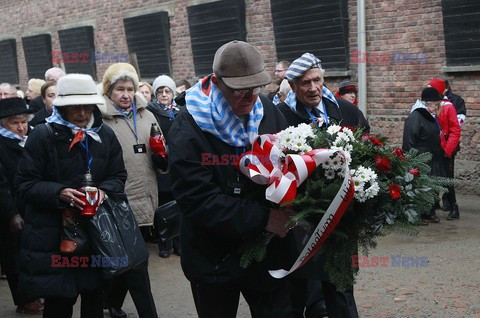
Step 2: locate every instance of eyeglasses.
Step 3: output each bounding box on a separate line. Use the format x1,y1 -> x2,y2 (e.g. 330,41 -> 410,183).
225,85 -> 265,97
156,88 -> 173,95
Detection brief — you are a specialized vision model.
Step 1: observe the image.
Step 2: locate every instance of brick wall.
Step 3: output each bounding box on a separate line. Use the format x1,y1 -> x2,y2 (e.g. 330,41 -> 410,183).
1,0 -> 478,192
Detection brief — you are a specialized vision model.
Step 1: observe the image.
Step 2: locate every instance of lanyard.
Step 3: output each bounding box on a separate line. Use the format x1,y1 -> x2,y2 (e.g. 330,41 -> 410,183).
304,101 -> 329,127
434,115 -> 443,133
114,101 -> 139,144
79,134 -> 93,171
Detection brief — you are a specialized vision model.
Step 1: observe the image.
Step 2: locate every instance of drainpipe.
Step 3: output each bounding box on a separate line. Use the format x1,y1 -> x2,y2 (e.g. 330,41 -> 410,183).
357,0 -> 367,116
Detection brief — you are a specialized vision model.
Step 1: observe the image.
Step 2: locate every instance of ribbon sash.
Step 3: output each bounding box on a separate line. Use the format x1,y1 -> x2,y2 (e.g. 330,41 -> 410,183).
237,135 -> 355,278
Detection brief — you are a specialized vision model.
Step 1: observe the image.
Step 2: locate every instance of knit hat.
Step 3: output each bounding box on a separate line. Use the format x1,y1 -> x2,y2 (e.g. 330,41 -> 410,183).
421,87 -> 443,102
285,53 -> 322,81
52,74 -> 105,107
427,78 -> 446,95
102,63 -> 139,95
212,40 -> 271,89
28,78 -> 46,94
0,97 -> 34,119
338,80 -> 357,95
152,75 -> 176,96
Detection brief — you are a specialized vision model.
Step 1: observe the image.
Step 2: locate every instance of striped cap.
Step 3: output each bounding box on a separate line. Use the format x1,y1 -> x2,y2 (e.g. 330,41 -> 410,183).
285,53 -> 322,81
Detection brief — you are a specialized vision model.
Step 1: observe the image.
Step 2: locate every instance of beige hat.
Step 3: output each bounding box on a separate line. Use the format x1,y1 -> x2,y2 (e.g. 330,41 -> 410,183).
212,40 -> 271,89
102,63 -> 139,95
52,74 -> 105,107
28,78 -> 46,94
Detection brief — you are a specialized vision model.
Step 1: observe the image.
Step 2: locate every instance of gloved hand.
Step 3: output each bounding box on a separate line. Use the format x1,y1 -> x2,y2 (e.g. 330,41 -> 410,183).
10,214 -> 24,233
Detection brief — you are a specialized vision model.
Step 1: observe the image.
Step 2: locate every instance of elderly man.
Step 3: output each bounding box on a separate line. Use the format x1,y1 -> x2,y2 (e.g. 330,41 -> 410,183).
0,83 -> 18,100
168,40 -> 294,318
277,53 -> 365,318
44,67 -> 66,82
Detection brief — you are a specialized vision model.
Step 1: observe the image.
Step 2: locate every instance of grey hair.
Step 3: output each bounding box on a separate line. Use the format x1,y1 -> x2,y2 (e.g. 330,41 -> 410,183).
0,114 -> 32,127
107,75 -> 136,96
44,67 -> 66,81
0,83 -> 17,93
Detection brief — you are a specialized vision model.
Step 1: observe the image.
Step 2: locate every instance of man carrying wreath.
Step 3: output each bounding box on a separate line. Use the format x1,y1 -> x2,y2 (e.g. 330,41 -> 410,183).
168,40 -> 295,318
277,53 -> 369,318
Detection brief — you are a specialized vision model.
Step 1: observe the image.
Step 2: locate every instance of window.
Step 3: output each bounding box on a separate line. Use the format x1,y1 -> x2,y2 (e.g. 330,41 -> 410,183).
187,0 -> 246,76
58,26 -> 97,79
124,12 -> 171,79
22,34 -> 53,79
271,0 -> 349,70
442,0 -> 480,66
0,39 -> 19,84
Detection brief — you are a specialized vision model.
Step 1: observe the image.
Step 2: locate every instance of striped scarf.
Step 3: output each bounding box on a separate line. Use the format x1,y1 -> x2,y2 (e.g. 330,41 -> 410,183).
284,86 -> 339,113
46,107 -> 102,144
0,126 -> 27,147
185,80 -> 264,147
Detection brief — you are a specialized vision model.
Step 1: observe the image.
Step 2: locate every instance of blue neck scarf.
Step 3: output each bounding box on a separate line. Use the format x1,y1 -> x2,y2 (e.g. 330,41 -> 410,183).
46,107 -> 102,143
185,80 -> 264,147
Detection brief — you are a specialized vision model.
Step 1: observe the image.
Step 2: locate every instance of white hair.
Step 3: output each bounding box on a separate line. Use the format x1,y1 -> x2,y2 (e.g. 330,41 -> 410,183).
45,67 -> 66,81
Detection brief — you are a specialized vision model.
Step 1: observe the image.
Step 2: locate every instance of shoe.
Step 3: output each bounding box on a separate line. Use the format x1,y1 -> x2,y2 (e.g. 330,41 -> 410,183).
16,300 -> 44,315
425,215 -> 440,223
108,307 -> 127,318
305,299 -> 328,318
446,204 -> 459,220
158,250 -> 171,258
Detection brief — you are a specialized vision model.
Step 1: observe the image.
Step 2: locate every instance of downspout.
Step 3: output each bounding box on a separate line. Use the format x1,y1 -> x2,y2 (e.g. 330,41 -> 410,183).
357,0 -> 367,116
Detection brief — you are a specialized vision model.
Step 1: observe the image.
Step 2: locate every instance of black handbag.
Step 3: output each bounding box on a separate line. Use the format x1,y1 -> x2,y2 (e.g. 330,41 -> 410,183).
60,209 -> 91,255
154,200 -> 181,243
88,193 -> 149,279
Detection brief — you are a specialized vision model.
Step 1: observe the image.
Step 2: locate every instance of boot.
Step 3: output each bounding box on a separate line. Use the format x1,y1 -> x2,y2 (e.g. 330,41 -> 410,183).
446,203 -> 459,220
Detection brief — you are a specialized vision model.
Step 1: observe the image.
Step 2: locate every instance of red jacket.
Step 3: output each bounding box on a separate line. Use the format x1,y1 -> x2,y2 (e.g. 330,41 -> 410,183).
437,102 -> 461,157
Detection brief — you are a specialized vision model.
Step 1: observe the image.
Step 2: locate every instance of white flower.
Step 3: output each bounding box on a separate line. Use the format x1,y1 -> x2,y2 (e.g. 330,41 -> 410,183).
275,124 -> 315,154
325,169 -> 336,180
351,166 -> 379,202
327,124 -> 342,135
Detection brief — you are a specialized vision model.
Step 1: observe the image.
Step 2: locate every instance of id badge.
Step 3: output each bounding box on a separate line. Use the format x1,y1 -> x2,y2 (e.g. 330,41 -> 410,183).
227,180 -> 245,197
133,144 -> 147,154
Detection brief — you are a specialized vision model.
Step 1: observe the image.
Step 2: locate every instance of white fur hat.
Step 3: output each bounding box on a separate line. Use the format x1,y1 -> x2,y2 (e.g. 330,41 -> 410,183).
152,75 -> 176,96
52,74 -> 105,107
102,63 -> 139,95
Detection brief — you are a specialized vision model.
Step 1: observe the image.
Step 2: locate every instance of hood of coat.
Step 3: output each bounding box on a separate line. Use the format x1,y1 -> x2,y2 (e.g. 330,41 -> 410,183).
99,91 -> 148,119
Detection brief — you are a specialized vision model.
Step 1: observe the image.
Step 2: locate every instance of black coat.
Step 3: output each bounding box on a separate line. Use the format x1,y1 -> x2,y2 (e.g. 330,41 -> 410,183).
0,137 -> 24,225
28,96 -> 45,113
277,97 -> 370,132
169,95 -> 294,288
29,107 -> 50,127
14,109 -> 127,300
402,108 -> 445,177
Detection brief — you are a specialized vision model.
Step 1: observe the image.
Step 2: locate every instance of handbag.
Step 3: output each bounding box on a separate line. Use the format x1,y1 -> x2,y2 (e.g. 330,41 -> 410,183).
60,208 -> 91,254
88,193 -> 149,279
154,200 -> 181,243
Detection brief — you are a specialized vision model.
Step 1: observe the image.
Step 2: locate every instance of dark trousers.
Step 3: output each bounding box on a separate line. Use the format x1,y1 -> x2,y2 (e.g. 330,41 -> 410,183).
104,260 -> 157,318
442,156 -> 457,205
43,289 -> 103,318
0,234 -> 26,305
290,278 -> 358,318
190,280 -> 294,318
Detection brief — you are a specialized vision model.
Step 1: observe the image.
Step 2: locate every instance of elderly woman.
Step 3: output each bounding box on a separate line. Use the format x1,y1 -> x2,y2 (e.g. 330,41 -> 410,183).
29,80 -> 56,127
138,81 -> 153,103
147,74 -> 181,258
15,74 -> 127,318
403,87 -> 446,225
0,98 -> 43,315
100,63 -> 161,318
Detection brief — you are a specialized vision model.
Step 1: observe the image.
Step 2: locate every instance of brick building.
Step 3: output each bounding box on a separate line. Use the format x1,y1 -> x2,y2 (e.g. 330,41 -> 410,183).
0,0 -> 479,193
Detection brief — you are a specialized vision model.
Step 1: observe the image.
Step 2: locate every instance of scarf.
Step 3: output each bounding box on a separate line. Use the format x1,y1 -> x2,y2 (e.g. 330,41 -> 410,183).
185,79 -> 264,147
0,126 -> 27,147
46,106 -> 102,150
284,86 -> 339,113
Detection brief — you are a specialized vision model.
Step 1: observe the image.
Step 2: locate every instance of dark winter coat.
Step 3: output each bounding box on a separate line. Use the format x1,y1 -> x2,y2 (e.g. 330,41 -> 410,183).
278,97 -> 370,132
28,96 -> 45,113
0,136 -> 24,226
14,108 -> 127,301
29,107 -> 50,127
168,94 -> 294,289
402,107 -> 445,177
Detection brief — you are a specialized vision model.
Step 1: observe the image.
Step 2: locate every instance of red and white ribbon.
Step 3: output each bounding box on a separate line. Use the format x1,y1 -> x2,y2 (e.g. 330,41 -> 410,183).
238,134 -> 355,278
